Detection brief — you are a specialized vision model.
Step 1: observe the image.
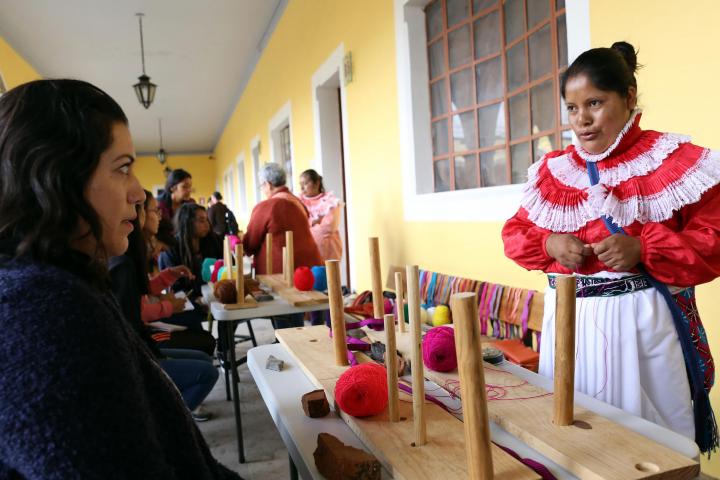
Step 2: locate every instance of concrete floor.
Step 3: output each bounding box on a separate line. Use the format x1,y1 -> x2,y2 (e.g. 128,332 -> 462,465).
197,318 -> 290,480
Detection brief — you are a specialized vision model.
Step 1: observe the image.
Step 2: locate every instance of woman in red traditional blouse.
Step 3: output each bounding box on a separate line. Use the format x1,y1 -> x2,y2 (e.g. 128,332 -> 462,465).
502,41 -> 720,448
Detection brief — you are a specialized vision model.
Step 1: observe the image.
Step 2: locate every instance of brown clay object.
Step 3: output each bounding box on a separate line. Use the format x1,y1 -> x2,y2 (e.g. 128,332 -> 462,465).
213,279 -> 237,304
301,389 -> 330,418
313,432 -> 381,480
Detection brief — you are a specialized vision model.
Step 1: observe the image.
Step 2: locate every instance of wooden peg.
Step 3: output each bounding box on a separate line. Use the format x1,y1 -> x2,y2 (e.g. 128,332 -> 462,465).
235,243 -> 244,305
554,274 -> 576,426
326,260 -> 348,366
369,237 -> 384,319
395,271 -> 406,333
286,231 -> 294,287
384,313 -> 400,422
282,247 -> 287,284
406,264 -> 426,446
265,233 -> 272,274
451,292 -> 494,479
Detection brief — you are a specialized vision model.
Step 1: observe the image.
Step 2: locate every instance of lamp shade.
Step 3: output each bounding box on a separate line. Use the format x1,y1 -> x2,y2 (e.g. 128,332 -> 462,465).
133,74 -> 156,109
157,148 -> 167,164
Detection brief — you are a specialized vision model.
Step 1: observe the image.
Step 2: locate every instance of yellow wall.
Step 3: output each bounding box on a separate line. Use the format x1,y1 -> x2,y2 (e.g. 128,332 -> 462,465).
216,0 -> 720,472
134,154 -> 217,204
0,36 -> 41,88
591,0 -> 720,473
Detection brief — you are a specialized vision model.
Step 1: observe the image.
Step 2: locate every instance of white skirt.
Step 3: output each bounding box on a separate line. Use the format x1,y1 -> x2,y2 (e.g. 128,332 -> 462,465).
538,272 -> 695,440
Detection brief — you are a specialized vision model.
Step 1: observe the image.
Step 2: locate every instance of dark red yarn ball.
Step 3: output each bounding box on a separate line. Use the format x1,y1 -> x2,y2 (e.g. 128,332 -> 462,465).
334,363 -> 388,417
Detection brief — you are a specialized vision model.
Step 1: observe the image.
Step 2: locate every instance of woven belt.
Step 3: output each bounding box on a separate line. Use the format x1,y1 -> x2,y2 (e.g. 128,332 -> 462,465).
547,274 -> 652,298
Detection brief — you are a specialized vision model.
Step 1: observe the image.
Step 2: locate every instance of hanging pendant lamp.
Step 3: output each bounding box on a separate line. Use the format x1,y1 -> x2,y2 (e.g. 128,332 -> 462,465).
157,118 -> 167,164
133,13 -> 157,109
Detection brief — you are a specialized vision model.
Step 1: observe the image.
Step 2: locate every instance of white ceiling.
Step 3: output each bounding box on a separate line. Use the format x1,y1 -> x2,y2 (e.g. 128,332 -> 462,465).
0,0 -> 286,154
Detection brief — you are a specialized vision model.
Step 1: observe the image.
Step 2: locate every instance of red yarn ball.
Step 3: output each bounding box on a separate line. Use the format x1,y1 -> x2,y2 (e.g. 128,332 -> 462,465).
334,363 -> 388,417
422,326 -> 457,372
293,266 -> 315,291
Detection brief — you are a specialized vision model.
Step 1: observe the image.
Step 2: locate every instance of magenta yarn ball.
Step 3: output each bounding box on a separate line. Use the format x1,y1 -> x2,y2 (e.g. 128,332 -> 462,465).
422,326 -> 457,372
334,363 -> 388,417
383,298 -> 393,314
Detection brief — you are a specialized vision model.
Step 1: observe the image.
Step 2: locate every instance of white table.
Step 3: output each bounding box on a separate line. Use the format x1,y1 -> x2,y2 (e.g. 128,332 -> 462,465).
201,283 -> 330,464
248,343 -> 700,480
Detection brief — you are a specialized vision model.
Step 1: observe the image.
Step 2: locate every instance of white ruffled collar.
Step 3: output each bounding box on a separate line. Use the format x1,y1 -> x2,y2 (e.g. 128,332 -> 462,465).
574,109 -> 641,163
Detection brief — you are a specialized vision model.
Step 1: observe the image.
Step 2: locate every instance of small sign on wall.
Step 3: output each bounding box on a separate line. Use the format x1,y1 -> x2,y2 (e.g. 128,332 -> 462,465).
343,52 -> 353,86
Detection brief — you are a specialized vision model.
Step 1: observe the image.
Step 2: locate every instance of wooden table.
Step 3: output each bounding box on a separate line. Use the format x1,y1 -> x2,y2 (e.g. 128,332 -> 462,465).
248,341 -> 700,479
202,284 -> 329,464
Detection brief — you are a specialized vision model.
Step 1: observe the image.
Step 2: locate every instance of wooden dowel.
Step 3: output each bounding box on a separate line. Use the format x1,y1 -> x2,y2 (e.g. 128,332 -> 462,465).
326,260 -> 348,366
554,274 -> 576,426
450,292 -> 494,479
282,247 -> 287,284
235,244 -> 244,305
384,313 -> 400,422
223,236 -> 233,280
265,233 -> 272,274
369,237 -> 384,319
406,264 -> 426,446
395,272 -> 406,333
286,231 -> 294,287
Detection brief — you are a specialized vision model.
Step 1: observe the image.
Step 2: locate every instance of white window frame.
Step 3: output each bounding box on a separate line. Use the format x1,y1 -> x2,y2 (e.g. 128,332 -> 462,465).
268,101 -> 295,191
394,0 -> 590,221
235,152 -> 249,217
311,43 -> 355,288
222,163 -> 236,214
250,135 -> 262,204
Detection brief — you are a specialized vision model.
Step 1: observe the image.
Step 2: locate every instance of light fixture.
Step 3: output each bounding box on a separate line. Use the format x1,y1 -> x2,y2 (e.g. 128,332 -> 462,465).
156,118 -> 167,165
133,13 -> 157,109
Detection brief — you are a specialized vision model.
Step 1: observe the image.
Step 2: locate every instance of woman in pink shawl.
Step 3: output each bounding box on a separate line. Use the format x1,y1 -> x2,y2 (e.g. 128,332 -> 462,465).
298,169 -> 343,261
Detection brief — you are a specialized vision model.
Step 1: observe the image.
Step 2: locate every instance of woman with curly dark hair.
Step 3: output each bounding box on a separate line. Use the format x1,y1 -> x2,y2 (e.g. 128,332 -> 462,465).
0,79 -> 239,479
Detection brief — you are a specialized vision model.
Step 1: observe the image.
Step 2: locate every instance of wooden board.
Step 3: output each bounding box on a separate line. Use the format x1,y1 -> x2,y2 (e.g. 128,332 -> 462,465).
276,325 -> 540,480
365,328 -> 699,480
257,274 -> 289,292
257,273 -> 328,306
221,295 -> 259,310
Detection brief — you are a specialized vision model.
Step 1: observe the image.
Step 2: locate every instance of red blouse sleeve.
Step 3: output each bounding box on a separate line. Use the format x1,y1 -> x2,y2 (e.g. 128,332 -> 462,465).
640,183 -> 720,287
502,207 -> 555,272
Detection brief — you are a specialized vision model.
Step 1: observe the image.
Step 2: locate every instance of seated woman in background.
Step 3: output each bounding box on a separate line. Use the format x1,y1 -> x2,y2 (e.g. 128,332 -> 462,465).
156,168 -> 193,246
114,192 -> 216,355
298,169 -> 343,262
0,79 -> 239,479
243,163 -> 322,328
159,203 -> 222,301
109,210 -> 218,421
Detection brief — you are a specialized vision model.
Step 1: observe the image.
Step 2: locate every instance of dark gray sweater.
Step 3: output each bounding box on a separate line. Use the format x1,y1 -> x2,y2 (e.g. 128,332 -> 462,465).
0,257 -> 239,479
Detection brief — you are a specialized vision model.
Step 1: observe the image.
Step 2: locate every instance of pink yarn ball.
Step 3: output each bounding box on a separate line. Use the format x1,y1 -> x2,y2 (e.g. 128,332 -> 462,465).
334,363 -> 388,417
422,326 -> 457,372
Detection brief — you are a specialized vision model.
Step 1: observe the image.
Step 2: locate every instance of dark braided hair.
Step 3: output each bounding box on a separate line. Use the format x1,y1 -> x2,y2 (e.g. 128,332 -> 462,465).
174,203 -> 207,268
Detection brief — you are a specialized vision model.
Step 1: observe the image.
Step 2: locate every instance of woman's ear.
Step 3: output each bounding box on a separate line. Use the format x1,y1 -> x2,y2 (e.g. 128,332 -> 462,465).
626,86 -> 638,111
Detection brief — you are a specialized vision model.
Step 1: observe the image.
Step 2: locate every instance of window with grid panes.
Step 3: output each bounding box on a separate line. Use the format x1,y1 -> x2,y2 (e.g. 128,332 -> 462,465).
279,125 -> 293,191
426,0 -> 570,192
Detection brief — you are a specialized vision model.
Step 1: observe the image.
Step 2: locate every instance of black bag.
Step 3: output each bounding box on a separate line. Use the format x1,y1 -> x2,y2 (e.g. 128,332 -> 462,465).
225,209 -> 239,235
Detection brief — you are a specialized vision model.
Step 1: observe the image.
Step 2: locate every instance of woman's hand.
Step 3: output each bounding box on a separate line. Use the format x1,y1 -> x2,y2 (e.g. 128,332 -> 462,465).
169,295 -> 187,314
545,234 -> 593,270
168,265 -> 194,280
591,234 -> 641,271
